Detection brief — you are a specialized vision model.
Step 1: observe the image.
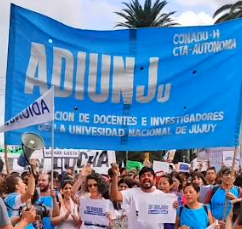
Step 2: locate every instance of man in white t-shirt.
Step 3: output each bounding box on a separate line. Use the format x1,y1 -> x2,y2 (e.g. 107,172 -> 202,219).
110,165 -> 168,229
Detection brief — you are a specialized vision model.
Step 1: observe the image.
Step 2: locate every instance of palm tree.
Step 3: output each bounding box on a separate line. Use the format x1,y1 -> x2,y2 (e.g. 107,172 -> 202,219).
115,0 -> 178,28
213,1 -> 242,24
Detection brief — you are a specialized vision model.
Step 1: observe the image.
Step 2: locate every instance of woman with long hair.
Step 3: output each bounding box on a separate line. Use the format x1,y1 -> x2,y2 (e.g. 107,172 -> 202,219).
52,181 -> 80,229
157,175 -> 178,229
192,172 -> 207,187
3,161 -> 37,228
72,168 -> 115,229
175,183 -> 213,229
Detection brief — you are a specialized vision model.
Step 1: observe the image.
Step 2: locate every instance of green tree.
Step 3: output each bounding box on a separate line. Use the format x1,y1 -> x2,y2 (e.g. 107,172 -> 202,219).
115,0 -> 178,28
213,1 -> 242,23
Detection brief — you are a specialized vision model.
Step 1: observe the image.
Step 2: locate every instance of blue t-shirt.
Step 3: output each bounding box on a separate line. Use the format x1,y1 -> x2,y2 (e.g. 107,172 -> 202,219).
4,193 -> 34,229
211,186 -> 240,220
36,196 -> 54,229
177,205 -> 209,229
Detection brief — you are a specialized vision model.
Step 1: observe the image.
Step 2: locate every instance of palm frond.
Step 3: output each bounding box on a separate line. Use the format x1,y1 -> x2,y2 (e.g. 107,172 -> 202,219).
213,4 -> 233,18
214,12 -> 232,23
115,0 -> 176,28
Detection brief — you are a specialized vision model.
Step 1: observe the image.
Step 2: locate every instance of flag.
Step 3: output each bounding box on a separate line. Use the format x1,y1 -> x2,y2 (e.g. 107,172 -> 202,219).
0,87 -> 54,133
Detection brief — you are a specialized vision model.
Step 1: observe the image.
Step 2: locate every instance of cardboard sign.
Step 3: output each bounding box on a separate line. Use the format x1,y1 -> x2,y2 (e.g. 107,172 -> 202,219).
177,162 -> 190,172
153,161 -> 169,173
197,149 -> 209,162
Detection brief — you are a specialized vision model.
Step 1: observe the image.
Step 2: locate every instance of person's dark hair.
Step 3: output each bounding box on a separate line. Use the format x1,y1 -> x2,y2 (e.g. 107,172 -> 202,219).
160,175 -> 173,185
192,172 -> 207,185
238,200 -> 242,225
220,167 -> 231,175
234,175 -> 242,187
61,180 -> 74,189
45,172 -> 52,182
201,171 -> 206,177
182,172 -> 189,179
184,182 -> 200,193
21,171 -> 30,180
120,167 -> 127,175
171,172 -> 183,191
10,172 -> 20,177
206,166 -> 216,173
108,168 -> 114,178
232,201 -> 241,223
31,189 -> 39,205
2,175 -> 21,194
86,173 -> 109,194
139,167 -> 155,178
118,177 -> 135,188
0,158 -> 4,173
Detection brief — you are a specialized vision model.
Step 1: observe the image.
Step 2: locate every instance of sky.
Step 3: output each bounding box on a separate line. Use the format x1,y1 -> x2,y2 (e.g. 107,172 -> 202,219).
0,0 -> 238,146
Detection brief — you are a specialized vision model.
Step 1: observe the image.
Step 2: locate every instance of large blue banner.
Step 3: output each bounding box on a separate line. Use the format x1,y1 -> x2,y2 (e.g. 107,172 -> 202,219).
4,4 -> 242,150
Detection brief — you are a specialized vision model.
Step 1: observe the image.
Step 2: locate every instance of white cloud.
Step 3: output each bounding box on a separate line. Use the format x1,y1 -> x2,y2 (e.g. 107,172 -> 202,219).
176,11 -> 214,26
175,0 -> 238,10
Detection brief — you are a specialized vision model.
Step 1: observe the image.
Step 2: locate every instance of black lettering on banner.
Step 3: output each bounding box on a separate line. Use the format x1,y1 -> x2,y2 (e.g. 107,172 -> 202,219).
32,101 -> 41,115
96,151 -> 108,167
87,151 -> 99,166
77,151 -> 88,168
41,99 -> 50,113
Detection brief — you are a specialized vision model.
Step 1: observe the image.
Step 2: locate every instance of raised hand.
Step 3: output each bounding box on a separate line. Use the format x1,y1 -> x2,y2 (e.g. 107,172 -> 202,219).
81,165 -> 92,178
111,163 -> 119,177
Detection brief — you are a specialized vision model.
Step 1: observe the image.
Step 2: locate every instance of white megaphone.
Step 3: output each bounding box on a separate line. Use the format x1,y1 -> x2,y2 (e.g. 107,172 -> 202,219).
18,133 -> 44,167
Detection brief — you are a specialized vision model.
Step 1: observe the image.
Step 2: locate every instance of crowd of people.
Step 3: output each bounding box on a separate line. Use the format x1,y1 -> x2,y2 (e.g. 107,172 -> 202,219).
0,158 -> 242,229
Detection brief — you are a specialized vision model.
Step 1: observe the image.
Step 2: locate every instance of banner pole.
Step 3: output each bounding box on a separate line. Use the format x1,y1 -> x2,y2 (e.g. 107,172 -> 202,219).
51,86 -> 55,190
223,146 -> 237,221
4,145 -> 10,176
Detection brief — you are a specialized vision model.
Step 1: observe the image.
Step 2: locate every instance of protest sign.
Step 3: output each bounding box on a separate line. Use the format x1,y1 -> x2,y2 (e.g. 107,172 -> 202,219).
191,158 -> 208,172
0,147 -> 116,173
4,5 -> 242,150
177,162 -> 190,172
127,160 -> 143,171
137,193 -> 177,224
114,217 -> 128,229
80,198 -> 110,227
153,161 -> 169,173
197,149 -> 209,162
221,147 -> 240,170
209,148 -> 223,171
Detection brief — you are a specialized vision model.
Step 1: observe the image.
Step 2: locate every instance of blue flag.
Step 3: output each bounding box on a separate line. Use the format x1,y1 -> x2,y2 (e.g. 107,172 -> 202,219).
4,4 -> 242,150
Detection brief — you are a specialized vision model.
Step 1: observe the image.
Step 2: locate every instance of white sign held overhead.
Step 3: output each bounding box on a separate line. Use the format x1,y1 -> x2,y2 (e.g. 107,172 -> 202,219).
197,149 -> 209,162
222,147 -> 240,170
177,162 -> 190,172
208,148 -> 223,171
153,161 -> 170,173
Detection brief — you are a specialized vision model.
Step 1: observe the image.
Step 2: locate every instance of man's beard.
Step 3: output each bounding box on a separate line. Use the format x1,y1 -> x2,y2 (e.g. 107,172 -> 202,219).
140,182 -> 153,190
40,185 -> 49,192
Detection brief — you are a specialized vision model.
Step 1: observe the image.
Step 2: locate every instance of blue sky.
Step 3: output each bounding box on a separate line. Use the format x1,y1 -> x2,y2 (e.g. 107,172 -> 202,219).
0,0 -> 238,145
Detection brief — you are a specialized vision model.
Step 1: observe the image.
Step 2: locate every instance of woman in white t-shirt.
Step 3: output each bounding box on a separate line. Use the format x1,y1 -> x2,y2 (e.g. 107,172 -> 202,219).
80,173 -> 116,229
52,181 -> 80,229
